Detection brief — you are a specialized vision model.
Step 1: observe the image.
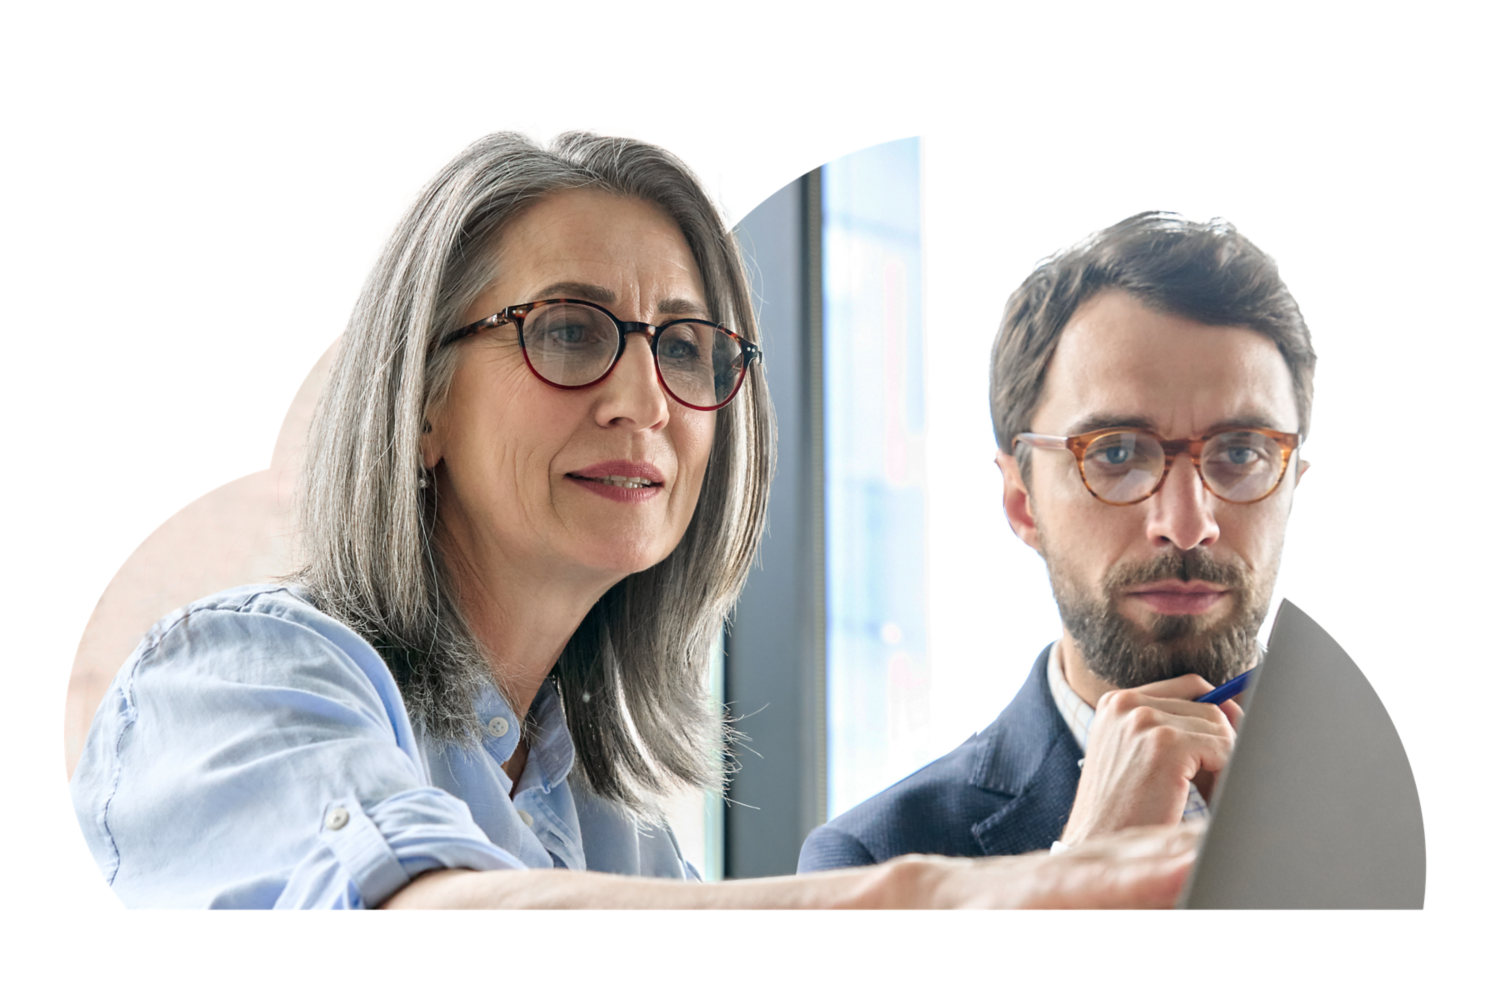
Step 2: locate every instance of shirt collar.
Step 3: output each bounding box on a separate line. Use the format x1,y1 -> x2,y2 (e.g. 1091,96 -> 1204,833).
518,681 -> 576,795
1045,640 -> 1268,756
1046,640 -> 1095,753
472,680 -> 577,795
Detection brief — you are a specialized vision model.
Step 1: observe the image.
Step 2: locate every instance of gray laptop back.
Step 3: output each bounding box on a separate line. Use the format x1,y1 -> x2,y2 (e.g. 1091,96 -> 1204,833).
1181,600 -> 1425,908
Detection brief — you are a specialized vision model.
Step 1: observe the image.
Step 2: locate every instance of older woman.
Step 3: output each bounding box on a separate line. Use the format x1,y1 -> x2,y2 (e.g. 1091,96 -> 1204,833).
71,132 -> 1195,908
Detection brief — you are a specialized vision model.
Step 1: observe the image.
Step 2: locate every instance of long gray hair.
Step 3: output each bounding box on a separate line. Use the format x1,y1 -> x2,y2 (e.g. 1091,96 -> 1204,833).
295,132 -> 773,817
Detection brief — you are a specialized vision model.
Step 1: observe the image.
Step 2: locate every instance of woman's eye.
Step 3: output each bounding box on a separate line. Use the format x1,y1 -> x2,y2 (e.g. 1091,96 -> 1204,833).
547,323 -> 592,344
1102,445 -> 1131,465
660,337 -> 700,361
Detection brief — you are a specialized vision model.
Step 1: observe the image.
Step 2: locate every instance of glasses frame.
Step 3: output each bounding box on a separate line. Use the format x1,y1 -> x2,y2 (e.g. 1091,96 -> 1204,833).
438,298 -> 762,412
1012,425 -> 1302,506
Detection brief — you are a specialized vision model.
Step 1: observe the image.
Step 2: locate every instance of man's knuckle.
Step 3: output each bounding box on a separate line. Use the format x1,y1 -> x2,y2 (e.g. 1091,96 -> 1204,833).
1124,705 -> 1161,734
1143,725 -> 1179,755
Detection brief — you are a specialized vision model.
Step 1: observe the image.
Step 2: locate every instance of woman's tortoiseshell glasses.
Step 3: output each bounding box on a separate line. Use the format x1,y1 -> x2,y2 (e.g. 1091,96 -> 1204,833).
439,298 -> 761,411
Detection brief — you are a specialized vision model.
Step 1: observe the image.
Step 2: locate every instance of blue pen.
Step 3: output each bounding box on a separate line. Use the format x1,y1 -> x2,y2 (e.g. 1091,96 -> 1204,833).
1196,667 -> 1257,705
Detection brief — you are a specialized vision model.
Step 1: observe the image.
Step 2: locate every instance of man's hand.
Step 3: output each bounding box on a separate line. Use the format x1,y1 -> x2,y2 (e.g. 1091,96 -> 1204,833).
1060,674 -> 1243,845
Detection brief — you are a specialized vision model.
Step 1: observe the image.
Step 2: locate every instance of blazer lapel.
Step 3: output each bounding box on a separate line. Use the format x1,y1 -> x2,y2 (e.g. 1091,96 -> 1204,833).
968,645 -> 1084,856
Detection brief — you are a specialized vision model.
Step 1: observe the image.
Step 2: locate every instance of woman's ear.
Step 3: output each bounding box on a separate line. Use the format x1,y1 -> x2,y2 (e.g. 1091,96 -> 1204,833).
421,414 -> 442,471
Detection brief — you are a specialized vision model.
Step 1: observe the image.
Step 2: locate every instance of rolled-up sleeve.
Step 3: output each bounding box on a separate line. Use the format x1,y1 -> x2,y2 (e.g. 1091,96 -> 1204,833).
71,588 -> 523,909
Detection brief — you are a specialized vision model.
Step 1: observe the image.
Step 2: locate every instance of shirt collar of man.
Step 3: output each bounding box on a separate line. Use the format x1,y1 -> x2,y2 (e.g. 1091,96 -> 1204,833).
1043,639 -> 1269,750
1046,640 -> 1095,753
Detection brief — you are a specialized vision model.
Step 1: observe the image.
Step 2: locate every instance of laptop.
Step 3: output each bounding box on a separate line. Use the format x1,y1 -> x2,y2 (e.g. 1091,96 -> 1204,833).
1179,599 -> 1425,908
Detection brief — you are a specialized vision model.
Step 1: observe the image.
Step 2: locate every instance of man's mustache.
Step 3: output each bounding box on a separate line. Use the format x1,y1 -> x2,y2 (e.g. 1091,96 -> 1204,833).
1105,548 -> 1247,591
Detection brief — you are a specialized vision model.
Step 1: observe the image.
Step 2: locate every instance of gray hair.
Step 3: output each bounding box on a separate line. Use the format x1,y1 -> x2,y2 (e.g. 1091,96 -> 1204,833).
295,132 -> 773,818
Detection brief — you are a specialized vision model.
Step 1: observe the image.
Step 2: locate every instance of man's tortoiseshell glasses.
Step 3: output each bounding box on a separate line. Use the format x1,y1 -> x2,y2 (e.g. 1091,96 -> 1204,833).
1013,426 -> 1301,505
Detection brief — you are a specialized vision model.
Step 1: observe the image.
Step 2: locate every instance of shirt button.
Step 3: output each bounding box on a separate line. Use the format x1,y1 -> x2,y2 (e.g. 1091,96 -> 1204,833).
517,809 -> 534,828
325,807 -> 350,831
487,716 -> 510,738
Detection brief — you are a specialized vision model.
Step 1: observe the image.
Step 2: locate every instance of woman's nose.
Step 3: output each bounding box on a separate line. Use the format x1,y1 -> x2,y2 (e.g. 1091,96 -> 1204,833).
595,332 -> 669,429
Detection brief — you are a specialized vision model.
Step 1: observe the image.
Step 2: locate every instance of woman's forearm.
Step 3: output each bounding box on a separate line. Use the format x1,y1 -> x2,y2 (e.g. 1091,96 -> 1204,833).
380,823 -> 1198,909
381,865 -> 890,909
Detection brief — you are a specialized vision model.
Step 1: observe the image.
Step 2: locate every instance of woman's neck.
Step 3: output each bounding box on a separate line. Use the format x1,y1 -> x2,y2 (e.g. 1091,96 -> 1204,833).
438,531 -> 619,723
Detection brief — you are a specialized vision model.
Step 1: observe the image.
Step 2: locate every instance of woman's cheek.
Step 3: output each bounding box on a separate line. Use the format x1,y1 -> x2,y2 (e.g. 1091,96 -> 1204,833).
680,417 -> 716,499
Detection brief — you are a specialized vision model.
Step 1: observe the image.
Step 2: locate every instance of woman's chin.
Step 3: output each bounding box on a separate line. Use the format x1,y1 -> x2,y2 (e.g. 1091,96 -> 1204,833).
566,542 -> 677,584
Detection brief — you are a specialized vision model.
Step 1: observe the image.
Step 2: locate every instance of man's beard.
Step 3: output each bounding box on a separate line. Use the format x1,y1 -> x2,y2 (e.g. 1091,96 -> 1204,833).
1045,544 -> 1274,689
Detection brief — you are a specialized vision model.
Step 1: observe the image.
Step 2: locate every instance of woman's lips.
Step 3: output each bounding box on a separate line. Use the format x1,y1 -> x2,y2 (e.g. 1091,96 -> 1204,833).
1122,584 -> 1229,616
566,478 -> 662,503
565,461 -> 665,504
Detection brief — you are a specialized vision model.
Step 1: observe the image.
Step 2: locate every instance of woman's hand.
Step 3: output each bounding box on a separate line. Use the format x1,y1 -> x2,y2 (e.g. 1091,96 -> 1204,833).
382,823 -> 1199,909
885,822 -> 1200,909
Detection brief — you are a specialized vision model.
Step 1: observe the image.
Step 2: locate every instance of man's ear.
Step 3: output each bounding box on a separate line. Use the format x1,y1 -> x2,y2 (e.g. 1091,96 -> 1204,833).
995,449 -> 1041,552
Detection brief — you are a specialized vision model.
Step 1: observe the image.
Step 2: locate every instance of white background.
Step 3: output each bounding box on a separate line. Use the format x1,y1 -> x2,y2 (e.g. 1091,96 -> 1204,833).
4,1 -> 1493,993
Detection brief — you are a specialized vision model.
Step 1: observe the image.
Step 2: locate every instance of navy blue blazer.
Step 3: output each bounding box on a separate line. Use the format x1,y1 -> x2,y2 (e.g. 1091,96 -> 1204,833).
798,645 -> 1083,871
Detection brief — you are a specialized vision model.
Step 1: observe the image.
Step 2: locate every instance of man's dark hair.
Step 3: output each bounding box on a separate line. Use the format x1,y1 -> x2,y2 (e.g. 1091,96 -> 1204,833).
990,211 -> 1316,464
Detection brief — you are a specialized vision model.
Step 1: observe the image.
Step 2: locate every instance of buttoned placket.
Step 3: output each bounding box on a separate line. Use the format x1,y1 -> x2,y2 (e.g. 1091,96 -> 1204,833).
473,685 -> 586,871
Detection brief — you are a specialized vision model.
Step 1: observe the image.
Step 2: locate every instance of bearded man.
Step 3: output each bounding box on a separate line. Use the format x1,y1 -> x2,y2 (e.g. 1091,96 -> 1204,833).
798,211 -> 1315,869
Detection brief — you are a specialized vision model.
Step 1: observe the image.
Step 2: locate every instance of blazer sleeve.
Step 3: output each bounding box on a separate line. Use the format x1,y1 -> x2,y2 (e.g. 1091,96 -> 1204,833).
798,822 -> 878,873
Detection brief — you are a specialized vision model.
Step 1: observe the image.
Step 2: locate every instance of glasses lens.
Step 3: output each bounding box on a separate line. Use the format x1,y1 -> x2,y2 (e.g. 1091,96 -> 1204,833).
1202,430 -> 1284,501
1081,431 -> 1165,503
657,322 -> 743,408
522,302 -> 619,386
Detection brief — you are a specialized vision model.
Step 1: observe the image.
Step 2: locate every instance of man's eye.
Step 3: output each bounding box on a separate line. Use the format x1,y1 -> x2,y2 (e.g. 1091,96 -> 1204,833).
1088,436 -> 1138,465
1209,433 -> 1275,467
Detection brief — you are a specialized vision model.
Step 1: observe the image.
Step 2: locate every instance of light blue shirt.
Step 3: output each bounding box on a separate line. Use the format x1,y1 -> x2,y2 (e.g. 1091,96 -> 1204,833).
71,584 -> 696,908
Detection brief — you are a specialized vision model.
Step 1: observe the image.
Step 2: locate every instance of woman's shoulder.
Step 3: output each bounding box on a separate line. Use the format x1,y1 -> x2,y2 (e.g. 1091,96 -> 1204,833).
80,581 -> 420,792
125,582 -> 395,700
144,582 -> 364,650
147,581 -> 345,638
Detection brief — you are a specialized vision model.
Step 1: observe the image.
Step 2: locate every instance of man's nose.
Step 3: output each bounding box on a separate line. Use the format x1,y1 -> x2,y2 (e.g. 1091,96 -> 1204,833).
1143,453 -> 1220,550
595,331 -> 669,429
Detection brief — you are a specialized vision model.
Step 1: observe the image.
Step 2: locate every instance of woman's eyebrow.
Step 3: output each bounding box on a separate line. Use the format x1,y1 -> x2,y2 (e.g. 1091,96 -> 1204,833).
656,296 -> 708,317
531,280 -> 617,303
527,283 -> 707,318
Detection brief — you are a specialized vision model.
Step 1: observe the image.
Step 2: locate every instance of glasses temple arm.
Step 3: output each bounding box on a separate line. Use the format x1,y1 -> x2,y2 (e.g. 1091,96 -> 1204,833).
1012,432 -> 1070,451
